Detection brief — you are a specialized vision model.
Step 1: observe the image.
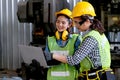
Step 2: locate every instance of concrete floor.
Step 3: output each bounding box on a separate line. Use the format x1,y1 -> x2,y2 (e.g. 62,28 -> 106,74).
0,69 -> 19,79
114,68 -> 120,80
0,68 -> 120,80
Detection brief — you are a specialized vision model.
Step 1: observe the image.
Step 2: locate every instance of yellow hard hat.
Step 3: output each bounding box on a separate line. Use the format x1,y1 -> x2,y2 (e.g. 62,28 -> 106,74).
72,1 -> 96,18
55,8 -> 72,19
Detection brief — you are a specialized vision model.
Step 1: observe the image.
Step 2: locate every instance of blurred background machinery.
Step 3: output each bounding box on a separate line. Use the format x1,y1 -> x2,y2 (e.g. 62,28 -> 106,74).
17,0 -> 80,46
16,0 -> 81,79
17,0 -> 55,46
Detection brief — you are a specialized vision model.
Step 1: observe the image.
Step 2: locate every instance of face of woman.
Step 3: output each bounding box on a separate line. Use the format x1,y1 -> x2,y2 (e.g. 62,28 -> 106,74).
56,16 -> 70,32
73,17 -> 91,32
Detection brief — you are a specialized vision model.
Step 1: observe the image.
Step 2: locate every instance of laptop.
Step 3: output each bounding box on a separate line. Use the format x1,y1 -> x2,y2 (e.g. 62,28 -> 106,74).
18,45 -> 50,68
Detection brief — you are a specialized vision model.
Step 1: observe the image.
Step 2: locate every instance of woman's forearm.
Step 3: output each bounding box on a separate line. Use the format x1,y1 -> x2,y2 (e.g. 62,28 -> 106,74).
52,53 -> 68,63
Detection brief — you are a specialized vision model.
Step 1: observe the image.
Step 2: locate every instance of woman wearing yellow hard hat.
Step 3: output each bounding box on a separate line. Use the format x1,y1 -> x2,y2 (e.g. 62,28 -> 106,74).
44,8 -> 82,80
50,1 -> 116,80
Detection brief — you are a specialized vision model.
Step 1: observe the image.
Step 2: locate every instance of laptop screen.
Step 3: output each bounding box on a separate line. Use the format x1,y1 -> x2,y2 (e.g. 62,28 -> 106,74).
18,45 -> 49,68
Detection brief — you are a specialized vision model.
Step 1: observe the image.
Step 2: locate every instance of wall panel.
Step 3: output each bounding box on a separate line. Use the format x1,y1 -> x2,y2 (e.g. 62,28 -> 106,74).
0,0 -> 81,70
0,0 -> 32,70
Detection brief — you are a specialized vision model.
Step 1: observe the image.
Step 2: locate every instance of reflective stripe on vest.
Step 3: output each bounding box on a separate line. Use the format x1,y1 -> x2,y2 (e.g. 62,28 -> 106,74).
47,34 -> 80,80
51,71 -> 70,76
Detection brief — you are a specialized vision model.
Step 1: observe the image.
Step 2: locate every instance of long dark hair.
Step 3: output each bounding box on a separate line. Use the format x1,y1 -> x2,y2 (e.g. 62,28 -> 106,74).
80,15 -> 105,35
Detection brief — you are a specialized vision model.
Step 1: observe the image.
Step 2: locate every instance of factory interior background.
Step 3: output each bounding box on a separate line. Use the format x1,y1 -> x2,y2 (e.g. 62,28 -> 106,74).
0,0 -> 120,80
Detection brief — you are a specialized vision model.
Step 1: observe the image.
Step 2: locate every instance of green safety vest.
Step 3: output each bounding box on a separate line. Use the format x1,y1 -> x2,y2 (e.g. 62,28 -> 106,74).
79,30 -> 111,73
47,34 -> 81,80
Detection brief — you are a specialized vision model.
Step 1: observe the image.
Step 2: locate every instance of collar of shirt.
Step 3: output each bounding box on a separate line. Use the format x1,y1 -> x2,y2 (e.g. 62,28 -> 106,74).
81,30 -> 91,37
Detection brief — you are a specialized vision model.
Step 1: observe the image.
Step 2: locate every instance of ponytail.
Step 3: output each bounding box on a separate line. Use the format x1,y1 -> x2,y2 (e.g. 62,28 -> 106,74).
90,19 -> 105,35
80,15 -> 105,35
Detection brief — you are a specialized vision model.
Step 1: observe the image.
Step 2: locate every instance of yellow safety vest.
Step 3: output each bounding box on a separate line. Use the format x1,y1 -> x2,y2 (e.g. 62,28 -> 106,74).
79,30 -> 111,73
47,34 -> 81,80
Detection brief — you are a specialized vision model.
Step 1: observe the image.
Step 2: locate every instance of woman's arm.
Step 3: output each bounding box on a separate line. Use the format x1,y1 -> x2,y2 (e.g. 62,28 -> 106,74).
52,35 -> 81,63
53,53 -> 67,63
53,37 -> 97,65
